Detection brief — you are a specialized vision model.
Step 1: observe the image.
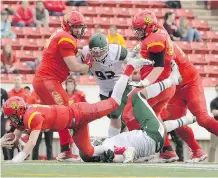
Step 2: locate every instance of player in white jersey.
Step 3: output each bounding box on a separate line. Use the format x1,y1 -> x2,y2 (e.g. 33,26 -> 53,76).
77,33 -> 152,137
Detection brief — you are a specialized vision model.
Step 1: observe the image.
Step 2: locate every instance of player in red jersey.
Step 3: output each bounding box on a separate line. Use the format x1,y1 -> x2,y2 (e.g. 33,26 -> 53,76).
131,10 -> 217,162
33,11 -> 90,161
1,60 -> 146,163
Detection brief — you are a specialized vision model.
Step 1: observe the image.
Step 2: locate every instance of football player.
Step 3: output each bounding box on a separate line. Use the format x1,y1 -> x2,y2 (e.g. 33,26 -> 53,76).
131,10 -> 214,162
33,11 -> 90,161
77,33 -> 141,137
1,59 -> 146,163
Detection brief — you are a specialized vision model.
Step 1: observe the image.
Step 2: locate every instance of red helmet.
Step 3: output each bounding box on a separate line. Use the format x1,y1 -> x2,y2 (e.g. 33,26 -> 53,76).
132,10 -> 157,40
3,96 -> 26,129
61,11 -> 86,39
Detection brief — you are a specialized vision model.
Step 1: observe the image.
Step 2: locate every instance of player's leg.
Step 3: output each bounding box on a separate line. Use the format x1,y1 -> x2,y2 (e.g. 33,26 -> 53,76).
185,77 -> 218,135
167,89 -> 207,162
208,134 -> 218,162
132,92 -> 166,153
33,77 -> 74,161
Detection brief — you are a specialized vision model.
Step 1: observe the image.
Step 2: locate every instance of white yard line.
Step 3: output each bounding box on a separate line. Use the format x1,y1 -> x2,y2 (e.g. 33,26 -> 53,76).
2,162 -> 218,170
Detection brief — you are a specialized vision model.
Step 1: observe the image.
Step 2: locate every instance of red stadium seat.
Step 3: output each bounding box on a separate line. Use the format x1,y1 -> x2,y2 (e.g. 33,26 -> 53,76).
65,6 -> 78,13
207,42 -> 218,54
126,40 -> 138,48
11,27 -> 25,38
190,42 -> 209,54
1,38 -> 21,50
20,38 -> 44,51
97,7 -> 114,17
204,65 -> 218,77
112,7 -> 131,17
187,54 -> 207,65
175,41 -> 192,54
78,6 -> 96,16
25,27 -> 42,39
207,31 -> 218,42
41,27 -> 56,38
124,28 -> 135,39
111,17 -> 131,28
129,8 -> 144,16
93,17 -> 111,28
175,9 -> 194,19
146,1 -> 165,8
205,54 -> 218,65
131,0 -> 149,8
16,50 -> 36,61
87,0 -> 101,7
161,8 -> 174,17
194,65 -> 207,77
116,0 -> 133,8
33,51 -> 42,58
84,16 -> 94,28
101,0 -> 118,7
192,20 -> 210,31
199,31 -> 208,41
203,77 -> 218,87
49,16 -> 61,27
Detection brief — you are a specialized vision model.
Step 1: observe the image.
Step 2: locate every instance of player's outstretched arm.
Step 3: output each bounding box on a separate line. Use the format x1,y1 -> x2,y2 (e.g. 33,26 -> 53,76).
11,130 -> 40,163
64,56 -> 90,74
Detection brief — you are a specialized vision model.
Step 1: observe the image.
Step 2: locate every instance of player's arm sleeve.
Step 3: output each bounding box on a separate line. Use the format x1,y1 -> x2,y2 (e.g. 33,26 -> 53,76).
27,112 -> 44,130
147,42 -> 165,67
58,37 -> 77,58
119,46 -> 128,61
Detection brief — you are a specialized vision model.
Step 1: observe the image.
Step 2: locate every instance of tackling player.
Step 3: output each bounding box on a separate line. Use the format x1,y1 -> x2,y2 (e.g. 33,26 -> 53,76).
131,10 -> 216,162
1,59 -> 146,163
33,11 -> 90,161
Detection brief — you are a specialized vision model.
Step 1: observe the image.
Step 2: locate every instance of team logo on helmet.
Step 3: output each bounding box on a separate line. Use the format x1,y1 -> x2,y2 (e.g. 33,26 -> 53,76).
10,101 -> 19,109
144,16 -> 153,24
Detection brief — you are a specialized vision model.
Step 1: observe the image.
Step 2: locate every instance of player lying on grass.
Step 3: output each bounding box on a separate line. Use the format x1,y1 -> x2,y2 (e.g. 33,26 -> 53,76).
1,59 -> 181,163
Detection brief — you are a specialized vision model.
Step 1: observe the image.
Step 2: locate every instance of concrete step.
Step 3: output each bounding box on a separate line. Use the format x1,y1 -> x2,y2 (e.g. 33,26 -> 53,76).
182,4 -> 204,9
197,16 -> 218,21
212,26 -> 218,31
208,21 -> 218,28
192,9 -> 211,16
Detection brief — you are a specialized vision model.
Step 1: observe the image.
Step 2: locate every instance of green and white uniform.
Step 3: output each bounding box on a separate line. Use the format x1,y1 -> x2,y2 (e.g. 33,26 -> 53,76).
78,44 -> 131,119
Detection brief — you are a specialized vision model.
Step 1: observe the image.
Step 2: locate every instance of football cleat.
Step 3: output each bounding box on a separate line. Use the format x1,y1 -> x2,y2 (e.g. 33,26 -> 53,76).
185,149 -> 208,163
56,150 -> 81,162
157,150 -> 179,163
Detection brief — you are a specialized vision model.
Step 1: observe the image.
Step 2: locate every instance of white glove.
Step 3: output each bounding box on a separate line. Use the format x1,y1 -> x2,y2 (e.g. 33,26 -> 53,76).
0,134 -> 16,149
128,79 -> 150,88
127,58 -> 152,69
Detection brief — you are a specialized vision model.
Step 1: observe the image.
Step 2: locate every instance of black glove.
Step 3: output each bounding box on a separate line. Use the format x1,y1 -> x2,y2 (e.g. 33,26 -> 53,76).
100,149 -> 115,163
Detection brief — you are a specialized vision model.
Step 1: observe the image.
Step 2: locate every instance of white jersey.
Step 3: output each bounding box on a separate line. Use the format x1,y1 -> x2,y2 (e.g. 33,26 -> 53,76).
102,130 -> 156,159
78,44 -> 125,96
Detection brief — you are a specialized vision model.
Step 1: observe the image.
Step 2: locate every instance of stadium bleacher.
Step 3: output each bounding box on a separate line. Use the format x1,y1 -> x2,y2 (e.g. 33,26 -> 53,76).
1,0 -> 218,86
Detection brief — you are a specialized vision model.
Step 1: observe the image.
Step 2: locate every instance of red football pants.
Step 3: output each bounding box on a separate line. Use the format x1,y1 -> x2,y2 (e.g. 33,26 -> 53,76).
166,76 -> 218,150
33,77 -> 72,147
72,98 -> 118,157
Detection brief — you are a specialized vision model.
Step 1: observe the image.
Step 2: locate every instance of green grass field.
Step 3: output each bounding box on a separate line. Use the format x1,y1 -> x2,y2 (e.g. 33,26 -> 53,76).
1,161 -> 218,177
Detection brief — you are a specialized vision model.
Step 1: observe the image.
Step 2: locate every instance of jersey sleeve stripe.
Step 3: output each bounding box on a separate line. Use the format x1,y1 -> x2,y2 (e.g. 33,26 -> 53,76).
28,112 -> 41,129
147,42 -> 165,49
58,37 -> 77,49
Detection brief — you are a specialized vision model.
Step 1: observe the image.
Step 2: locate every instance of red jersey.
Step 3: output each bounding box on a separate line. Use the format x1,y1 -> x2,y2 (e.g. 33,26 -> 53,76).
35,29 -> 77,82
140,27 -> 198,84
8,88 -> 28,102
68,90 -> 86,105
23,105 -> 73,131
